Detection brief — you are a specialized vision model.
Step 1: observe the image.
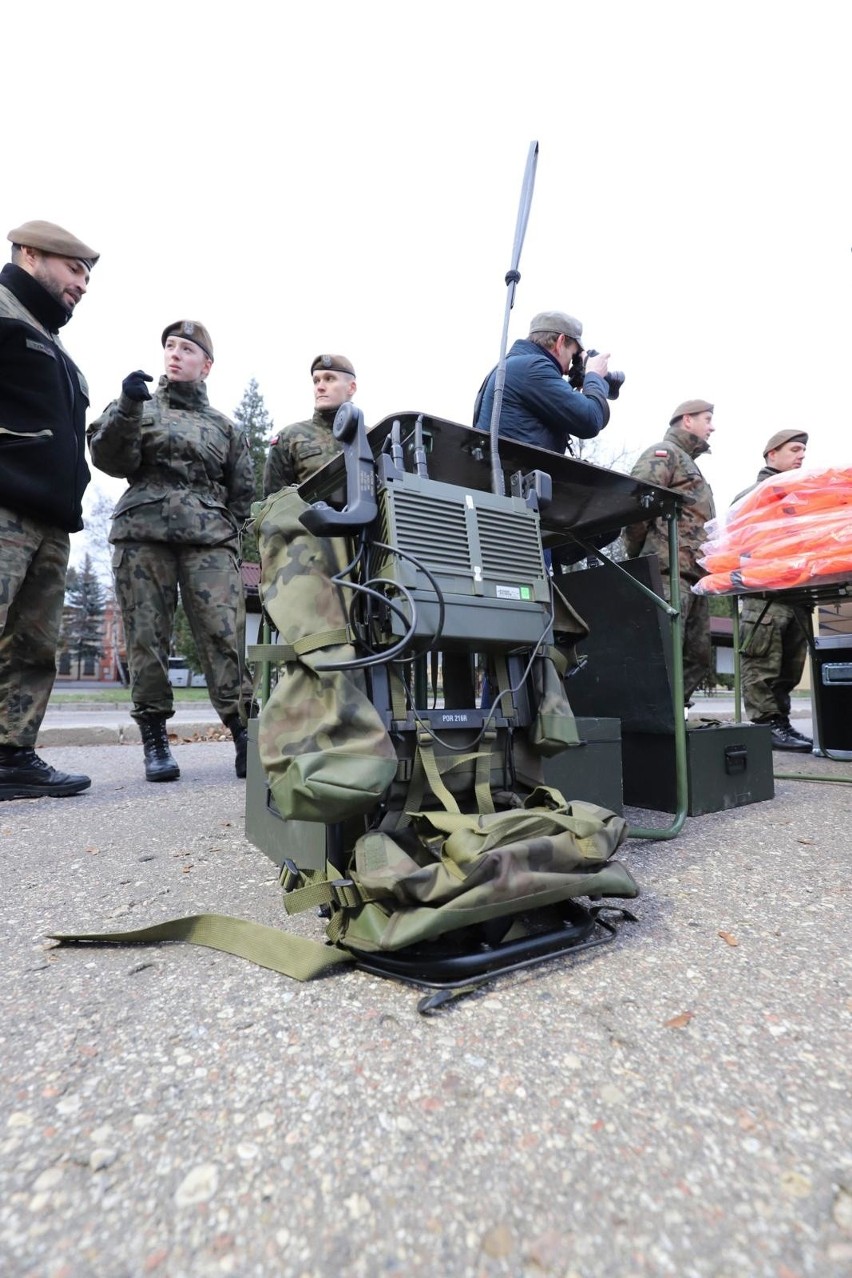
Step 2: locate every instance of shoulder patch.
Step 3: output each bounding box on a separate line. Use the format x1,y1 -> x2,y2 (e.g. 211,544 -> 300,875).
269,435 -> 279,446
654,449 -> 669,457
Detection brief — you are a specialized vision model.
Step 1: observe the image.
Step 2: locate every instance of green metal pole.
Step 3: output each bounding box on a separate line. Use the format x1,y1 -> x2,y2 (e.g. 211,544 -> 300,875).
627,512 -> 689,841
733,600 -> 742,723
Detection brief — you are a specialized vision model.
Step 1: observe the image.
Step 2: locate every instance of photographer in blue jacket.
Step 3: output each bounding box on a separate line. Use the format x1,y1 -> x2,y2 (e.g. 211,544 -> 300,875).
474,310 -> 613,454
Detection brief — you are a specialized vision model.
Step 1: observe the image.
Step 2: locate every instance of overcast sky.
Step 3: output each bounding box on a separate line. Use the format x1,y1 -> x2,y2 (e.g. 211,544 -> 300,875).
4,0 -> 849,562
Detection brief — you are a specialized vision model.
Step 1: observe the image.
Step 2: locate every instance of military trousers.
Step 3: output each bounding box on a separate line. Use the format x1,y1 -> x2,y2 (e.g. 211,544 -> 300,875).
661,573 -> 712,703
740,598 -> 810,722
0,505 -> 70,747
112,541 -> 253,724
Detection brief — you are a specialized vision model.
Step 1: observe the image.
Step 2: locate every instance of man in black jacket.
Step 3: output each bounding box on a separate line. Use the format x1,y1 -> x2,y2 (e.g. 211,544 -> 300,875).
0,219 -> 99,799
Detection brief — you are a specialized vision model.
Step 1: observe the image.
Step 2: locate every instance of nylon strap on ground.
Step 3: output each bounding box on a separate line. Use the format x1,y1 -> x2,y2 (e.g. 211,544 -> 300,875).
49,915 -> 354,981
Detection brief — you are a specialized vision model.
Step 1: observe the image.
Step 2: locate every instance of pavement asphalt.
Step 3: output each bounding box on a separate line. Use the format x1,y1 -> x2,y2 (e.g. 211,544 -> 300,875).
1,706 -> 850,1277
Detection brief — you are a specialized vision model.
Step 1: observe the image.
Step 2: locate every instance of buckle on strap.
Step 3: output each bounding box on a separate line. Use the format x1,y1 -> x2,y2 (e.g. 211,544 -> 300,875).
327,878 -> 361,909
282,875 -> 365,917
278,858 -> 303,892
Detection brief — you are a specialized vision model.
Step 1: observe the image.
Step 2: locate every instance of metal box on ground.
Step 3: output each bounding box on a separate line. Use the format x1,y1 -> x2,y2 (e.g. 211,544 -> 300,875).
621,723 -> 774,815
542,718 -> 623,815
810,636 -> 852,760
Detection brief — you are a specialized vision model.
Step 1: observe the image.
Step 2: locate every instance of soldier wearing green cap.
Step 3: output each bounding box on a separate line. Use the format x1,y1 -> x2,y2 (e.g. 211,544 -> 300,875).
263,354 -> 357,497
0,219 -> 99,801
87,320 -> 256,782
623,399 -> 717,702
731,430 -> 812,751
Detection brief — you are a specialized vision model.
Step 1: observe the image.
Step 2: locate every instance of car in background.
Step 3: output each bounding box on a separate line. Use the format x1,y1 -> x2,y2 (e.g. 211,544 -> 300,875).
167,657 -> 207,688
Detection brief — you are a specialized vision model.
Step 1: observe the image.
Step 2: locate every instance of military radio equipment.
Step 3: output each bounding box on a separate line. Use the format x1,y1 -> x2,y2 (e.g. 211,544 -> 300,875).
371,471 -> 550,647
299,407 -> 553,655
53,142 -> 678,1013
370,412 -> 551,649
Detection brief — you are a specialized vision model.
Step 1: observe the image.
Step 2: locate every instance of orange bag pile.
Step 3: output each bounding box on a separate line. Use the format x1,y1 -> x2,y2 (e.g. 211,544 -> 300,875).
693,467 -> 852,595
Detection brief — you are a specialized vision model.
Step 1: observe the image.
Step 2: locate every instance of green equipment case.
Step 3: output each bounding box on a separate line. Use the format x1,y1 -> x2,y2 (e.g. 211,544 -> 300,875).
542,718 -> 623,816
621,723 -> 774,816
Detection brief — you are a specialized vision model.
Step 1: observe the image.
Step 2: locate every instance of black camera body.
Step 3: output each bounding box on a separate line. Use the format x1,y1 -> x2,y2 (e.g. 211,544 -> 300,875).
568,349 -> 625,401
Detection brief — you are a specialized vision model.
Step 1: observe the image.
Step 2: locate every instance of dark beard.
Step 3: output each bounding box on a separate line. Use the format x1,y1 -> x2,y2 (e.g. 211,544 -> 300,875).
32,263 -> 74,317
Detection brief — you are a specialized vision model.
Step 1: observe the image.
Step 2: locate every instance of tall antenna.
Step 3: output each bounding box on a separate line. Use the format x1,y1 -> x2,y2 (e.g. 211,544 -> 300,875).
488,140 -> 539,496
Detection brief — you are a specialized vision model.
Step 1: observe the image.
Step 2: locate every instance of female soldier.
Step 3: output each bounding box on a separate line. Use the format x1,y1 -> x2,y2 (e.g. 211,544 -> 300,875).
88,320 -> 255,781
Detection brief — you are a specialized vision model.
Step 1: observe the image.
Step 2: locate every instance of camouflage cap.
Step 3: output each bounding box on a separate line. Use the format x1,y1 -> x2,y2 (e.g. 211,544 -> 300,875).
310,354 -> 356,377
161,320 -> 214,361
763,428 -> 808,457
7,219 -> 99,268
528,311 -> 584,348
669,398 -> 714,425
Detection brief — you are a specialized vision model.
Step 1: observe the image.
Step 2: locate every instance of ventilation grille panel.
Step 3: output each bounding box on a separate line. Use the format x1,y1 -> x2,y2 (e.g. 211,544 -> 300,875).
478,508 -> 544,580
383,490 -> 471,573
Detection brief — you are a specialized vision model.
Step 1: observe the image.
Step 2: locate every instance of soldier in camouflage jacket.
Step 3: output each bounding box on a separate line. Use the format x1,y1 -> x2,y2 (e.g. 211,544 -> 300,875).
623,399 -> 716,702
88,320 -> 256,781
731,429 -> 812,751
263,354 -> 356,496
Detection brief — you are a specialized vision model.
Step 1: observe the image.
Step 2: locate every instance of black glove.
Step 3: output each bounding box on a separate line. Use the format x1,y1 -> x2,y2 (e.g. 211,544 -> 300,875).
122,370 -> 153,402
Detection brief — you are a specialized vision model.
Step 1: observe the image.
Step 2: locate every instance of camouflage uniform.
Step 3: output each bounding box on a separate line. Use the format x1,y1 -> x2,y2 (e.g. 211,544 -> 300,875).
733,465 -> 810,723
87,376 -> 255,723
0,264 -> 91,747
254,485 -> 398,821
623,423 -> 716,701
262,408 -> 341,496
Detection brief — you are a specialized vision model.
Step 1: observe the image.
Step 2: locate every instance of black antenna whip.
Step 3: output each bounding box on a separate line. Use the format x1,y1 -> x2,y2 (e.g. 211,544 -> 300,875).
488,140 -> 539,496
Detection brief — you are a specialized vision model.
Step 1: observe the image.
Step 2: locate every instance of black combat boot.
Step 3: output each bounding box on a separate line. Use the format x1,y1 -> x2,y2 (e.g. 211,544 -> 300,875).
0,746 -> 91,801
225,714 -> 248,779
781,718 -> 813,749
138,714 -> 180,782
761,715 -> 811,752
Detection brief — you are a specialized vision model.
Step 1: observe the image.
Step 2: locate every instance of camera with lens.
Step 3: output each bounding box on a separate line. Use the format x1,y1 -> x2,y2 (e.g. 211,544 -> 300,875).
568,349 -> 625,401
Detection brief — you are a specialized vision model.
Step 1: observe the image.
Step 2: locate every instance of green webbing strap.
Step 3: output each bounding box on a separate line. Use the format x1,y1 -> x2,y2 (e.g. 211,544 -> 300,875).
292,626 -> 351,655
396,737 -> 430,828
324,908 -> 348,945
49,915 -> 354,981
492,653 -> 513,714
389,668 -> 408,721
247,626 -> 353,668
475,731 -> 497,815
248,643 -> 292,665
546,646 -> 569,677
283,877 -> 370,917
417,734 -> 462,814
399,731 -> 501,822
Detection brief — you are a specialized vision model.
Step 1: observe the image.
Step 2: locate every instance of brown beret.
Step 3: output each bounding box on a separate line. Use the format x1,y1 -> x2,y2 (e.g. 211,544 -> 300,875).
7,219 -> 99,268
763,429 -> 808,457
310,353 -> 356,377
669,398 -> 714,426
528,310 -> 584,349
161,320 -> 214,361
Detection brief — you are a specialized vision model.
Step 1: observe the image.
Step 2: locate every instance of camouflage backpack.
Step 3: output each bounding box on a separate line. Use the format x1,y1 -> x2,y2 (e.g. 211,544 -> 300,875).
52,488 -> 638,1005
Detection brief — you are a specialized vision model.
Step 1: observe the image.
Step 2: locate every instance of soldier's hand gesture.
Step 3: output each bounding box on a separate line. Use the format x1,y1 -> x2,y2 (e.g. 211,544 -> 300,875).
122,370 -> 154,402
